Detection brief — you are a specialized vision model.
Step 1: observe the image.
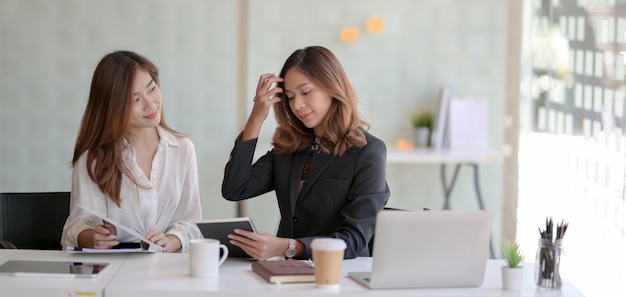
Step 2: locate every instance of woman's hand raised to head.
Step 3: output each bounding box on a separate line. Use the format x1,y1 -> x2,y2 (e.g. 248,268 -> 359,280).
242,73 -> 283,141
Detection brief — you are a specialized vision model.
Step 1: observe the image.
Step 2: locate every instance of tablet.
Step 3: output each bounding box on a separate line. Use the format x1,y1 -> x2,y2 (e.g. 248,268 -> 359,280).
0,260 -> 109,278
196,217 -> 257,258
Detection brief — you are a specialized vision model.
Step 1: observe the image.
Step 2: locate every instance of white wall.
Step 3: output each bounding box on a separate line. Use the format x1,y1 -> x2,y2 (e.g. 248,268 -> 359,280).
0,0 -> 509,244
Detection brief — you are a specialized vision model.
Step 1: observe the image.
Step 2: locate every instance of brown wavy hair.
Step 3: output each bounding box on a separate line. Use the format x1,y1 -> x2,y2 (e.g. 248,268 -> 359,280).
272,46 -> 370,156
72,51 -> 180,207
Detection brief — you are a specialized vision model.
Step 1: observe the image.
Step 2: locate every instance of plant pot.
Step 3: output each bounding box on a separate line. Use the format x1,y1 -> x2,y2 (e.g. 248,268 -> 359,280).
413,127 -> 430,148
501,266 -> 524,291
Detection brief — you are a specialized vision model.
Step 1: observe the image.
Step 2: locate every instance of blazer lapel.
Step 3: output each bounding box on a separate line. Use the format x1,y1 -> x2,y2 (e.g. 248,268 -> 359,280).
297,153 -> 336,203
289,151 -> 307,213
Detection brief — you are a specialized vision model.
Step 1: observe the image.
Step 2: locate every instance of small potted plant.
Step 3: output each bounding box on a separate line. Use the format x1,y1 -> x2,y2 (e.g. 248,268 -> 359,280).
501,240 -> 525,291
411,111 -> 433,147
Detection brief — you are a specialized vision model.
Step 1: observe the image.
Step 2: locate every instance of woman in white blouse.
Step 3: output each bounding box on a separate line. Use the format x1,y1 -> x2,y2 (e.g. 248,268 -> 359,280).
61,51 -> 202,253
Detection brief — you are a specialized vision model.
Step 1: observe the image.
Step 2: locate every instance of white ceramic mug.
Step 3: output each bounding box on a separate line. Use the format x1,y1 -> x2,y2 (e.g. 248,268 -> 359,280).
189,238 -> 228,278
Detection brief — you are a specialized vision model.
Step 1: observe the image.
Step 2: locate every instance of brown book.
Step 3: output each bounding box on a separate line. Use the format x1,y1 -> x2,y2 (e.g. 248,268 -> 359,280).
251,260 -> 315,284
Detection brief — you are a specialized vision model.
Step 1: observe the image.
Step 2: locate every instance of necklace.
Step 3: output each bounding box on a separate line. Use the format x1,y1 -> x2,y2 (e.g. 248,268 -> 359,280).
299,137 -> 322,193
302,137 -> 321,178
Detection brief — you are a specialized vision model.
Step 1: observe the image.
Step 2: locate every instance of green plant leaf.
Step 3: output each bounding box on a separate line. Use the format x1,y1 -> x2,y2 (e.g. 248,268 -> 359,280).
501,241 -> 524,268
412,111 -> 433,128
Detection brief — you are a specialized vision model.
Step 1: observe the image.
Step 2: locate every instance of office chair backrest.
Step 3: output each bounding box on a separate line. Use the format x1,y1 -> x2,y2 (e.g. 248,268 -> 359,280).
0,192 -> 70,250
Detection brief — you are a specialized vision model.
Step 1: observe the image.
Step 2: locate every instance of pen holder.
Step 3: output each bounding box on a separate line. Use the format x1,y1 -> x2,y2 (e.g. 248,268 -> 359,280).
535,239 -> 565,290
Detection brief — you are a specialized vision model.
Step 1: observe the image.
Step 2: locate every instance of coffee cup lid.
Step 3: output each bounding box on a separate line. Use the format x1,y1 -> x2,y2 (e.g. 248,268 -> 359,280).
311,238 -> 347,251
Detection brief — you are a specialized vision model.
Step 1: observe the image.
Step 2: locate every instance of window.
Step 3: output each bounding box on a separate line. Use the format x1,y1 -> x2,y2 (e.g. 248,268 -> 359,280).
519,0 -> 626,295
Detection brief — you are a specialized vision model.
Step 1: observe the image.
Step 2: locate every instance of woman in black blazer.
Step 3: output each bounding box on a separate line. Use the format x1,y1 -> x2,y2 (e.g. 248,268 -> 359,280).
222,46 -> 390,260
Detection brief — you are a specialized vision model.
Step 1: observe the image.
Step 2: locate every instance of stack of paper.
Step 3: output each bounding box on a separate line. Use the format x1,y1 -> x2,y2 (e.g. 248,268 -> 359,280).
430,86 -> 488,151
448,98 -> 488,150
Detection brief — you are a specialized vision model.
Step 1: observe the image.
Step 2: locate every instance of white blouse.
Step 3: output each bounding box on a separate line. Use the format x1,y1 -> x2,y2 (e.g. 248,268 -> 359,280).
61,125 -> 203,253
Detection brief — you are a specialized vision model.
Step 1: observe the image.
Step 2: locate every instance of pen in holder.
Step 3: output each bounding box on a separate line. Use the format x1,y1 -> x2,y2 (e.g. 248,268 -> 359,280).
535,217 -> 568,290
535,238 -> 564,289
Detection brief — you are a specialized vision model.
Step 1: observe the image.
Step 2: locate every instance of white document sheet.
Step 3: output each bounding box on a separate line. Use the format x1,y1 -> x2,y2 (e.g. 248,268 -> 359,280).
448,98 -> 488,150
66,205 -> 163,253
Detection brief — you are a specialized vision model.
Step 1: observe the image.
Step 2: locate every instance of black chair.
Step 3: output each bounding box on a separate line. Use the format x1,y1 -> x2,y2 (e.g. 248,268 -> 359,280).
0,192 -> 70,250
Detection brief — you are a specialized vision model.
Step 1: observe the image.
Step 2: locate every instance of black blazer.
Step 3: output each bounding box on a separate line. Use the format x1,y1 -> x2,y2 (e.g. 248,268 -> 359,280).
222,131 -> 390,259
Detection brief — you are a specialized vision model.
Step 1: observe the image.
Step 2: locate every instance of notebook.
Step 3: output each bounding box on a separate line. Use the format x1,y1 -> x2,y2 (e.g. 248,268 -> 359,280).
68,205 -> 163,253
348,210 -> 492,289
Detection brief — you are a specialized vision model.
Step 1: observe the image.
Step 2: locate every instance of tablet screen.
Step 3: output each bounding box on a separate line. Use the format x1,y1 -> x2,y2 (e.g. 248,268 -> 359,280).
196,217 -> 257,258
0,260 -> 109,278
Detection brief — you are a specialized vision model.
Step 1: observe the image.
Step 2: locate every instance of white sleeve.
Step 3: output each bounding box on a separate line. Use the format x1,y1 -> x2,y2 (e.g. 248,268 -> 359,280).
164,138 -> 203,253
60,152 -> 108,249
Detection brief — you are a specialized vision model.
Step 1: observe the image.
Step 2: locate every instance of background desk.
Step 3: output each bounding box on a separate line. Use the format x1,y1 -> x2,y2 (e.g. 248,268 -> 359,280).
387,148 -> 502,210
105,252 -> 584,297
0,249 -> 129,297
387,149 -> 502,258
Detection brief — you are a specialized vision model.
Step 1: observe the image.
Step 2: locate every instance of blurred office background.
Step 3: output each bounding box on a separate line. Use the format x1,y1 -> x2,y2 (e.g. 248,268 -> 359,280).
0,0 -> 623,295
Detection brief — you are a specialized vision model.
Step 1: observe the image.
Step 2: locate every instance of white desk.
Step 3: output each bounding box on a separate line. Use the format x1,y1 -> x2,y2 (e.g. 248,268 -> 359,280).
387,148 -> 502,164
105,252 -> 584,297
0,250 -> 584,296
0,249 -> 129,297
387,149 -> 502,257
387,148 -> 501,209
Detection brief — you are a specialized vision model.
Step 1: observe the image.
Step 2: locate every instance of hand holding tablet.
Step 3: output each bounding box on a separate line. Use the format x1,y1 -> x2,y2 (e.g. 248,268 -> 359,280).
196,217 -> 257,258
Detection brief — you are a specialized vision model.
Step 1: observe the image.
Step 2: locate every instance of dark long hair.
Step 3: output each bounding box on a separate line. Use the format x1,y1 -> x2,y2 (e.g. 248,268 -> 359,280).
72,50 -> 179,206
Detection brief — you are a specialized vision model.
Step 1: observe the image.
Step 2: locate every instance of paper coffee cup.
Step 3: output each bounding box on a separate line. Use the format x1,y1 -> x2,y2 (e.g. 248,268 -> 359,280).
311,238 -> 347,289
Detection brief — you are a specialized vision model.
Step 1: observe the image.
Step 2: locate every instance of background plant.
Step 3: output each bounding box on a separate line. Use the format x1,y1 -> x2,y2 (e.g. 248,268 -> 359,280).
411,111 -> 433,128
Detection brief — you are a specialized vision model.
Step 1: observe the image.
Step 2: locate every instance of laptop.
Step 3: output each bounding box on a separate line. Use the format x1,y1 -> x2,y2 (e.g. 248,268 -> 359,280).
348,210 -> 492,289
